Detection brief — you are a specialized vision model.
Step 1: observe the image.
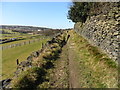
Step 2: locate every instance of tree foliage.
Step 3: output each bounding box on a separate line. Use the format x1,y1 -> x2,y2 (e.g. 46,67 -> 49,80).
68,2 -> 93,23
68,2 -> 118,23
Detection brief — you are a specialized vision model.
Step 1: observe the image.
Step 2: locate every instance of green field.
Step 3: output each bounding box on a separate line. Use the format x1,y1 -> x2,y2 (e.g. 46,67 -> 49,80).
0,29 -> 41,40
1,35 -> 46,47
2,37 -> 50,80
0,29 -> 51,80
0,29 -> 48,48
0,29 -> 21,39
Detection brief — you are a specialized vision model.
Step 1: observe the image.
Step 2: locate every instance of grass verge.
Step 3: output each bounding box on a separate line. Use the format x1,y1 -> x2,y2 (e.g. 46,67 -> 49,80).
69,30 -> 118,88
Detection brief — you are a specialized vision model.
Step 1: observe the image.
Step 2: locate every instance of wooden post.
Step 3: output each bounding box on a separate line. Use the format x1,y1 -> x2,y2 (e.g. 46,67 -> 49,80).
16,59 -> 19,65
67,35 -> 70,42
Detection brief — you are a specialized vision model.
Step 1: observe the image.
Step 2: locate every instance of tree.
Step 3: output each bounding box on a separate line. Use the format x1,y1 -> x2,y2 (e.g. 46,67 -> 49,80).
67,2 -> 93,23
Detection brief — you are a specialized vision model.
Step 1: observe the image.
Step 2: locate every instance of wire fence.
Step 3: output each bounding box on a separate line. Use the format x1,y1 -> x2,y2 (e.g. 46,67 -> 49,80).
1,33 -> 61,50
1,38 -> 45,50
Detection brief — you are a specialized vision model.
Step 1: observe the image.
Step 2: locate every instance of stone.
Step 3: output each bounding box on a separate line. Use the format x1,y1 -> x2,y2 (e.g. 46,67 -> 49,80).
27,55 -> 33,61
18,60 -> 32,68
1,78 -> 12,88
32,51 -> 39,58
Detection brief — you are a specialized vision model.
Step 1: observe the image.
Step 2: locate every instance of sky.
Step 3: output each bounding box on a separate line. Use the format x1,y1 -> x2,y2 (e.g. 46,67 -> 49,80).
1,2 -> 74,29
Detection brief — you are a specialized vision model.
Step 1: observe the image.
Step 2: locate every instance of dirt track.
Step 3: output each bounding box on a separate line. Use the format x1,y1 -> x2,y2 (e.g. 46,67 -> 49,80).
67,37 -> 81,88
40,31 -> 118,88
48,33 -> 81,88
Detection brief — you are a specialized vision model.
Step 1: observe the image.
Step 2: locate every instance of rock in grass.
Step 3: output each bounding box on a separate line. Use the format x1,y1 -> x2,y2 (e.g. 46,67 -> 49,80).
27,55 -> 33,61
32,51 -> 39,58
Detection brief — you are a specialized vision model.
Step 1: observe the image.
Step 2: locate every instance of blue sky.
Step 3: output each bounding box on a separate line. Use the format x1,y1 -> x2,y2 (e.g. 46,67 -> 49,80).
1,2 -> 74,29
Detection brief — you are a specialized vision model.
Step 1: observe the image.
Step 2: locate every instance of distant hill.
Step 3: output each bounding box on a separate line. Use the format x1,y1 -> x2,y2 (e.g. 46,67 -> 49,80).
0,25 -> 52,31
0,25 -> 69,36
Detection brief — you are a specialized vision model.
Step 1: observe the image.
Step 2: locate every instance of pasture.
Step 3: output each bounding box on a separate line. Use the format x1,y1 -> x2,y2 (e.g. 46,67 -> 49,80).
2,38 -> 50,80
1,29 -> 50,80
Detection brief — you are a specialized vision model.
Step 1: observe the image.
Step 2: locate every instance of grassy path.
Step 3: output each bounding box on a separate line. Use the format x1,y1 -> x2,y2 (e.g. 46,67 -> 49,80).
67,30 -> 118,88
46,30 -> 118,88
67,37 -> 82,88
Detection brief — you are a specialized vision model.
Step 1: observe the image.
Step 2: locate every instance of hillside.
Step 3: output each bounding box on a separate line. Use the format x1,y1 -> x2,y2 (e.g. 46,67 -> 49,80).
1,25 -> 66,36
1,2 -> 119,89
1,25 -> 51,31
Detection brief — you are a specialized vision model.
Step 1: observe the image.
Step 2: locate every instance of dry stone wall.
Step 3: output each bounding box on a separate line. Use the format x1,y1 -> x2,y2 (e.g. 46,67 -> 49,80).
74,4 -> 119,62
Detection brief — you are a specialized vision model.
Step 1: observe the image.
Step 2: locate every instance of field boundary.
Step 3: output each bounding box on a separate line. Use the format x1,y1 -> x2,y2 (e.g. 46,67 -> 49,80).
1,38 -> 44,50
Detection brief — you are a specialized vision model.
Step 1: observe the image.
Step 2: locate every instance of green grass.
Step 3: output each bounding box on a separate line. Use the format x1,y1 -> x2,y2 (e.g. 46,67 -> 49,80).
69,30 -> 118,88
1,34 -> 26,39
2,37 -> 50,80
0,29 -> 41,40
72,31 -> 117,68
0,29 -> 21,39
0,29 -> 19,34
1,35 -> 45,47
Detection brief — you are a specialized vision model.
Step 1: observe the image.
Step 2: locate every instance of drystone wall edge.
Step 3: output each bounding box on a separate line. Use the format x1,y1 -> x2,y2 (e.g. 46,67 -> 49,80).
74,5 -> 120,62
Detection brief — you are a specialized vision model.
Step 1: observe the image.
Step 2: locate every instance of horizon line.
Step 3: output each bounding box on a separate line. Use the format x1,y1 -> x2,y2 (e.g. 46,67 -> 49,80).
1,24 -> 73,29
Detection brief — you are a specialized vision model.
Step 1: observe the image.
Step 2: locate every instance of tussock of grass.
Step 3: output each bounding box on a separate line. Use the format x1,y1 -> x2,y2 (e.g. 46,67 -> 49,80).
42,36 -> 66,60
50,43 -> 60,48
11,67 -> 46,89
42,48 -> 60,60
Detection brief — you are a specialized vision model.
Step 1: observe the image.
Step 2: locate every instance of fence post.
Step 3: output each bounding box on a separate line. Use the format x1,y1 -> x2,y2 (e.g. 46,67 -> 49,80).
16,59 -> 19,65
